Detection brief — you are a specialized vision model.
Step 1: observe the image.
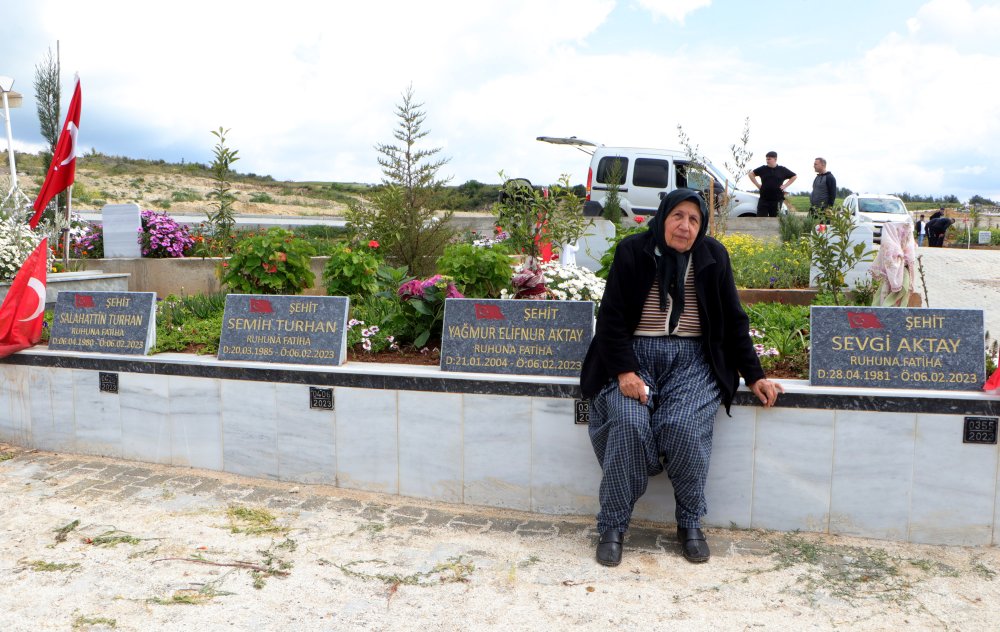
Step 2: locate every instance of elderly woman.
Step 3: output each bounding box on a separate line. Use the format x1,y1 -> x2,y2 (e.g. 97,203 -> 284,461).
871,222 -> 917,307
580,189 -> 782,566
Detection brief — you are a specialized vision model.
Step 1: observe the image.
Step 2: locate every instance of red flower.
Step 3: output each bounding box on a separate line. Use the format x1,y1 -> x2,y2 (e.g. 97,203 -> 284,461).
634,216 -> 645,224
275,252 -> 287,262
368,240 -> 379,249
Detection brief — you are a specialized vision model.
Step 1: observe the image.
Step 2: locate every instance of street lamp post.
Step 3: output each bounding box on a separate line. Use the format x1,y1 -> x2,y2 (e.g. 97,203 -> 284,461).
0,75 -> 32,210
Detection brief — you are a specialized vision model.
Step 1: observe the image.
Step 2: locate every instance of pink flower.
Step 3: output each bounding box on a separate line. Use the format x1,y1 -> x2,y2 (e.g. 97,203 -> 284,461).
368,240 -> 379,249
634,216 -> 645,224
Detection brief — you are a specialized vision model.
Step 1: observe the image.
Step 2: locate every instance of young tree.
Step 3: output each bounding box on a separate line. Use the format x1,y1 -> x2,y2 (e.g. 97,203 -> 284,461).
33,47 -> 61,169
33,46 -> 63,217
347,85 -> 453,276
207,127 -> 239,247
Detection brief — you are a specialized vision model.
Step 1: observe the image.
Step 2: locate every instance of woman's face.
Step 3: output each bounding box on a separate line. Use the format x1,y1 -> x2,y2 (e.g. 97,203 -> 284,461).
663,200 -> 702,252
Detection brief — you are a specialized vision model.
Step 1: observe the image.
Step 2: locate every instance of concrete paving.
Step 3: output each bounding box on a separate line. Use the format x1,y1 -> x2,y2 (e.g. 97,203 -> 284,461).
4,446 -> 1000,630
914,245 -> 1000,342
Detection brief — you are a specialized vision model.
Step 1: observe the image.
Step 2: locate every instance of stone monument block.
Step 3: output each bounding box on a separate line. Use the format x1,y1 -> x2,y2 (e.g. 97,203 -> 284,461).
48,291 -> 157,355
441,298 -> 594,377
218,294 -> 350,365
810,306 -> 985,391
101,203 -> 142,258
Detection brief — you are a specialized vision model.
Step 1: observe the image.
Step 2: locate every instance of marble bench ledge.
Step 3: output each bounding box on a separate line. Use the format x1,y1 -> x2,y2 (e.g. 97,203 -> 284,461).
3,347 -> 998,415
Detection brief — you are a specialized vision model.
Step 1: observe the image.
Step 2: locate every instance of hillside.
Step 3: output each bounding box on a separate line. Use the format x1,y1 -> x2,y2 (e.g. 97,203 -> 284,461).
9,151 -> 367,217
7,151 -> 505,218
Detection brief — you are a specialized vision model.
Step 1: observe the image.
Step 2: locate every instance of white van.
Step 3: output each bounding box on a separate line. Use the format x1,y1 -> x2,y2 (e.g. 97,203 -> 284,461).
537,136 -> 765,219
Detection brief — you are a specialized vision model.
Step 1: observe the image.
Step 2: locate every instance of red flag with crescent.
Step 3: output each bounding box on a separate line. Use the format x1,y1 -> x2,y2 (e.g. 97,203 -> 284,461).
30,75 -> 82,228
846,311 -> 883,329
0,239 -> 48,358
474,304 -> 505,320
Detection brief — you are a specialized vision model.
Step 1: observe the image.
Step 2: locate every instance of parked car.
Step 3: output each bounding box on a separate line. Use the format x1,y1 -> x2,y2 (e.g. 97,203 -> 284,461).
842,193 -> 914,243
536,136 -> 781,220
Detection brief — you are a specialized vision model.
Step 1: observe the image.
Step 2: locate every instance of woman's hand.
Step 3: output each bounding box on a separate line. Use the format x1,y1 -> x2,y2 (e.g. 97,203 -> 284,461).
750,378 -> 784,407
617,371 -> 648,404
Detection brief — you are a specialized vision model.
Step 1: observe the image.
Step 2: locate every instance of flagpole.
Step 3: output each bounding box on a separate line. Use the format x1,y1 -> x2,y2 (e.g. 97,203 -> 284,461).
63,185 -> 72,269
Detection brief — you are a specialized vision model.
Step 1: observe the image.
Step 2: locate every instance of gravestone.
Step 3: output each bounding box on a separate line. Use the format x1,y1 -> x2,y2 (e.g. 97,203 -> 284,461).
575,219 -> 616,273
48,291 -> 156,354
441,298 -> 594,377
217,294 -> 349,365
810,306 -> 985,391
810,224 -> 875,289
101,203 -> 142,258
979,230 -> 992,245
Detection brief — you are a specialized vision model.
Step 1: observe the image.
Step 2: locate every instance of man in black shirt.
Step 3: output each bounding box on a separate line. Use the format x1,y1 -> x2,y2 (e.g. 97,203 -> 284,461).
749,151 -> 796,217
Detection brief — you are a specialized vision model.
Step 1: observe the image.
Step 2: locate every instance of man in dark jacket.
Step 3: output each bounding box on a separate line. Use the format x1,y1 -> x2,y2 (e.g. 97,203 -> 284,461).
926,215 -> 954,247
581,189 -> 782,567
809,157 -> 837,216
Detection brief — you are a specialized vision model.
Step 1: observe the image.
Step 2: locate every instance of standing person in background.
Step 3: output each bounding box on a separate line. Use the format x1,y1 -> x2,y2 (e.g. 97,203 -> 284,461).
915,214 -> 927,246
748,151 -> 796,217
809,157 -> 837,216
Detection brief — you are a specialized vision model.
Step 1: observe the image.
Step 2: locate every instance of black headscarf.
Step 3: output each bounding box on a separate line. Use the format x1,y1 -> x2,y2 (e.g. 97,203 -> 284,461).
648,189 -> 709,332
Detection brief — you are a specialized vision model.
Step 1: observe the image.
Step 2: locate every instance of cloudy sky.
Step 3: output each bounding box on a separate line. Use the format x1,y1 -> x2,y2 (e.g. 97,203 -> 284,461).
2,0 -> 999,201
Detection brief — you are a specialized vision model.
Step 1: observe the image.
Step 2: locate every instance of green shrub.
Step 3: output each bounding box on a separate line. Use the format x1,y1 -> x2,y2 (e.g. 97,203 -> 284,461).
152,198 -> 171,209
778,212 -> 818,243
221,228 -> 316,295
250,192 -> 275,204
745,302 -> 811,377
153,293 -> 228,354
437,242 -> 512,298
322,241 -> 383,298
348,295 -> 407,354
397,275 -> 464,348
171,189 -> 202,202
719,234 -> 811,289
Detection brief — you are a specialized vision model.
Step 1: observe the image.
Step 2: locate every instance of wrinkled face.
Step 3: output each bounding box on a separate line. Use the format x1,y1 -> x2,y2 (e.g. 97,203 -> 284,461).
663,200 -> 702,252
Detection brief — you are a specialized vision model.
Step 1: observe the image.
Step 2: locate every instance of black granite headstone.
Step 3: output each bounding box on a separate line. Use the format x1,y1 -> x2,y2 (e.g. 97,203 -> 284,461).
217,295 -> 349,365
810,306 -> 985,390
440,298 -> 594,377
48,291 -> 156,355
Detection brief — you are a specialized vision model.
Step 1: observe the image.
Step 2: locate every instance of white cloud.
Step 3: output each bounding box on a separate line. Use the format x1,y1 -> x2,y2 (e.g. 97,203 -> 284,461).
637,0 -> 712,23
6,0 -> 998,202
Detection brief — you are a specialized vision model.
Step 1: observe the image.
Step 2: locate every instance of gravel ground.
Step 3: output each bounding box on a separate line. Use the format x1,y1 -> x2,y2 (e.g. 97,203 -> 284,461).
3,445 -> 1000,631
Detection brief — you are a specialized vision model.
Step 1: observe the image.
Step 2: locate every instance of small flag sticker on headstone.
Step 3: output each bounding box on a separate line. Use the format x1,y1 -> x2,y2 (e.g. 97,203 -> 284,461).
474,304 -> 505,320
249,298 -> 273,314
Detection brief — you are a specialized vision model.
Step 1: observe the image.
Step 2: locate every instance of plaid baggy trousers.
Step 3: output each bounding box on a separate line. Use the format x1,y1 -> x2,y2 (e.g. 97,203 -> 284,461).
589,336 -> 721,533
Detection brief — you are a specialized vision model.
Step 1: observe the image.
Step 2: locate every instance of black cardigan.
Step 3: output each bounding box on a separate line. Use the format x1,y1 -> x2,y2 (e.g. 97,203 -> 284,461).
580,230 -> 765,412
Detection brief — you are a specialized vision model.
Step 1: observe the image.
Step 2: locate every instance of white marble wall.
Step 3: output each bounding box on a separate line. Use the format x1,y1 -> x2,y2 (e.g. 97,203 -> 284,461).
2,362 -> 999,547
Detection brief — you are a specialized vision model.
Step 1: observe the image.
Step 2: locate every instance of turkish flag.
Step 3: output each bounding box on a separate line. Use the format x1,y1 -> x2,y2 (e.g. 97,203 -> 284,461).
0,239 -> 49,358
474,304 -> 505,320
30,75 -> 82,228
249,298 -> 273,314
846,311 -> 884,329
986,367 -> 1000,393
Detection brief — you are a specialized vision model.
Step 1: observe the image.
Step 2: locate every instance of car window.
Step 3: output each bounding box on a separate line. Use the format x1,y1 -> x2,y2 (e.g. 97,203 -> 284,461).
633,158 -> 670,188
595,157 -> 627,185
859,199 -> 907,215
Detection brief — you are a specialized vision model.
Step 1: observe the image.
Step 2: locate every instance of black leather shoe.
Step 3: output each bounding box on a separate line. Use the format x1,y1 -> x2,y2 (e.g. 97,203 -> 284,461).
596,530 -> 624,567
676,527 -> 710,563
